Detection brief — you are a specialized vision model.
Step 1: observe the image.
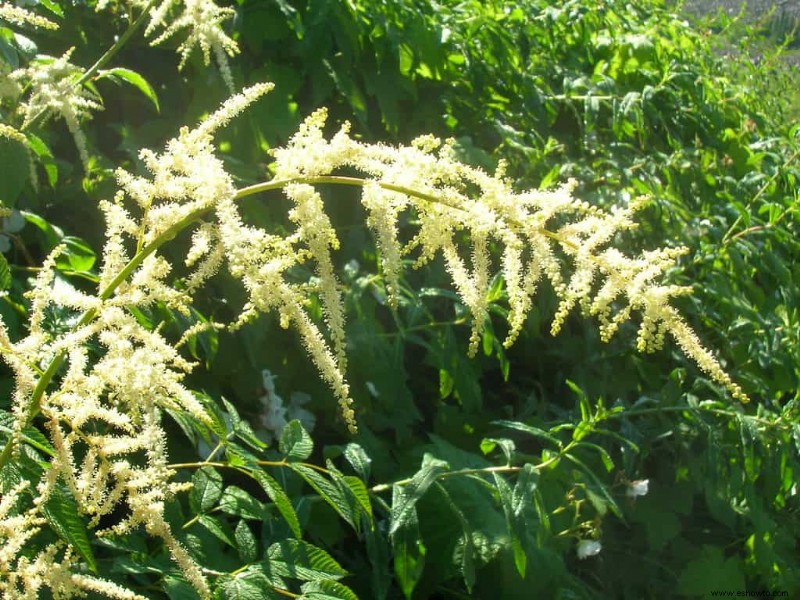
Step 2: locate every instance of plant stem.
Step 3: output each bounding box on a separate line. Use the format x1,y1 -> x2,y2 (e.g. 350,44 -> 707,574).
0,172 -> 744,469
21,0 -> 158,133
76,0 -> 159,87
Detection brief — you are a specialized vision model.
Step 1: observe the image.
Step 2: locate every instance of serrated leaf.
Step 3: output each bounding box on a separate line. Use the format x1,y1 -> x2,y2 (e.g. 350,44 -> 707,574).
221,569 -> 284,600
219,486 -> 267,520
343,474 -> 372,521
435,483 -> 475,592
250,470 -> 302,538
190,467 -> 223,513
198,514 -> 236,547
57,236 -> 96,273
512,463 -> 539,515
164,574 -> 202,600
389,453 -> 448,536
221,397 -> 266,452
42,485 -> 97,573
279,420 -> 313,461
343,443 -> 371,481
236,520 -> 258,563
26,134 -> 57,187
563,453 -> 620,517
96,67 -> 160,112
579,442 -> 615,472
0,135 -> 29,205
0,254 -> 12,291
221,396 -> 243,433
289,464 -> 356,529
391,505 -> 425,599
266,539 -> 348,581
493,420 -> 562,448
300,579 -> 358,600
363,521 -> 391,600
494,474 -> 526,578
37,0 -> 63,18
0,411 -> 54,456
480,437 -> 515,464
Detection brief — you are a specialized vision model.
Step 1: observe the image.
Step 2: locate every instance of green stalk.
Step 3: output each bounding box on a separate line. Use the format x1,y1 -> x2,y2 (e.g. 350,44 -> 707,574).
21,0 -> 159,133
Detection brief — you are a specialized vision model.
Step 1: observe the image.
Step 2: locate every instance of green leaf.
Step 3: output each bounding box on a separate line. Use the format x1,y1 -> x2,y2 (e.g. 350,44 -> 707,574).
0,135 -> 29,206
572,420 -> 592,442
480,437 -> 515,464
343,443 -> 371,481
164,574 -> 202,600
198,514 -> 236,547
220,569 -> 285,600
389,453 -> 449,536
236,520 -> 259,563
493,420 -> 563,448
0,254 -> 11,291
289,464 -> 356,529
96,67 -> 160,112
266,539 -> 348,581
25,133 -> 57,187
219,486 -> 267,520
436,482 -> 475,592
300,579 -> 359,600
343,474 -> 372,521
0,411 -> 54,457
190,467 -> 223,513
678,545 -> 745,595
222,397 -> 266,452
37,0 -> 64,18
512,464 -> 539,517
391,506 -> 425,600
363,520 -> 391,600
21,210 -> 63,248
279,419 -> 313,461
57,236 -> 96,273
250,470 -> 302,538
41,485 -> 97,573
494,474 -> 526,578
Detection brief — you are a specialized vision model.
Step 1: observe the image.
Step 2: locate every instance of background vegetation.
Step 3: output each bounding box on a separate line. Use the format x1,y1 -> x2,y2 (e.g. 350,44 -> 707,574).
1,0 -> 799,598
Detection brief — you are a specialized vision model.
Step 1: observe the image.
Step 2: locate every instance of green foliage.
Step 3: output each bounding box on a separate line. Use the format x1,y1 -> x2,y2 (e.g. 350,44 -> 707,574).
0,0 -> 798,598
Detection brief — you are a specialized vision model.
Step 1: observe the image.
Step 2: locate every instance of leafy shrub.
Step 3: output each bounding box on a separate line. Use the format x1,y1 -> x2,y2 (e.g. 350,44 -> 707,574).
0,0 -> 798,599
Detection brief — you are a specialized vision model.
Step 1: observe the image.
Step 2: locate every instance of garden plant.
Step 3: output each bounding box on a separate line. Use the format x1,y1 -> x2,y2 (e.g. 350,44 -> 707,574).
0,0 -> 798,598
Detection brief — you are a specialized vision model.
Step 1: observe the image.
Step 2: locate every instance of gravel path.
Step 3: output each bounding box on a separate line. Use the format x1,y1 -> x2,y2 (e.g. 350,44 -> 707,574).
681,0 -> 800,19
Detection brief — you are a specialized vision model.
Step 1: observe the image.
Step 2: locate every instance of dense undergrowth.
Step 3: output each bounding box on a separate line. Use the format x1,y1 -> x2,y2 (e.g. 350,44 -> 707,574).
0,0 -> 798,598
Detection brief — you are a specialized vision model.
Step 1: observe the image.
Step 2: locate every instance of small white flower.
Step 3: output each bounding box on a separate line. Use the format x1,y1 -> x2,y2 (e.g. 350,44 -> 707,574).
626,479 -> 649,498
256,370 -> 316,443
576,539 -> 602,560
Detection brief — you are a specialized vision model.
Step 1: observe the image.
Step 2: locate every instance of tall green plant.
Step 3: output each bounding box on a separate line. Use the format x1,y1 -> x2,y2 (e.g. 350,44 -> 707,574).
1,0 -> 794,598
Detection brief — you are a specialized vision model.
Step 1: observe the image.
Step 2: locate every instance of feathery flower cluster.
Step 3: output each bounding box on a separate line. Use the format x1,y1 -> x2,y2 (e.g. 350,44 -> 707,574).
270,108 -> 748,402
0,2 -> 58,30
0,79 -> 748,597
0,85 -> 274,598
143,0 -> 239,90
9,48 -> 102,169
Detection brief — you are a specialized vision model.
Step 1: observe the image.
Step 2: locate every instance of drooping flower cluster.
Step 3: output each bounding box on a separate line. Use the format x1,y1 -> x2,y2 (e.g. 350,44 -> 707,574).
0,78 -> 749,598
268,109 -> 748,403
0,84 -> 275,600
144,0 -> 239,90
9,48 -> 102,169
0,2 -> 58,30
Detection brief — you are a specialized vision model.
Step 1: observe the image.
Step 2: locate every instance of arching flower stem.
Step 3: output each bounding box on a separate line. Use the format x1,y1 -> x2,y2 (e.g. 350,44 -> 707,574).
0,172 -> 745,471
